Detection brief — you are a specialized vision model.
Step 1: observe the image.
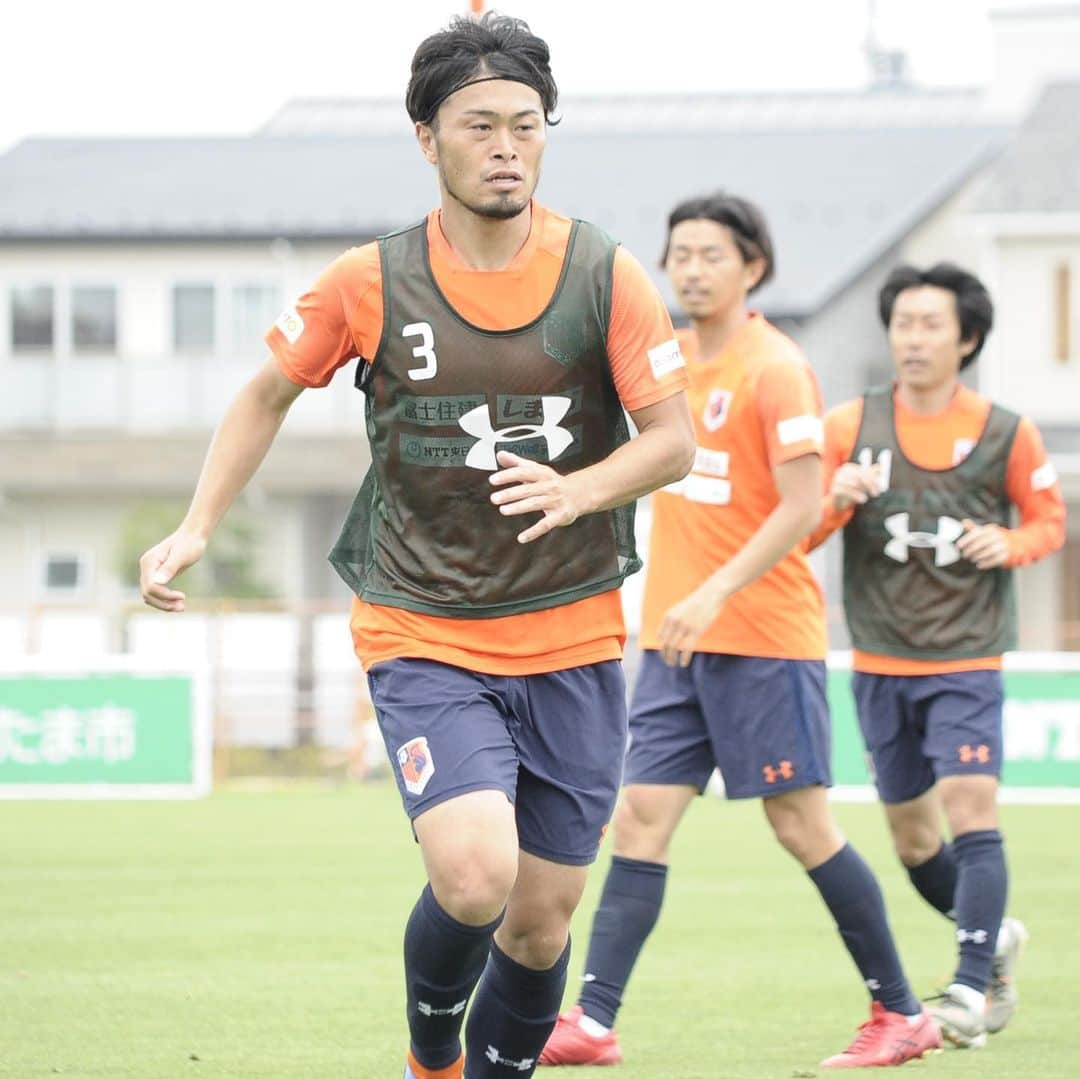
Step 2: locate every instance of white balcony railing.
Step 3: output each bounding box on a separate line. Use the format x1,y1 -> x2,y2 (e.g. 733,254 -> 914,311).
1,354 -> 366,434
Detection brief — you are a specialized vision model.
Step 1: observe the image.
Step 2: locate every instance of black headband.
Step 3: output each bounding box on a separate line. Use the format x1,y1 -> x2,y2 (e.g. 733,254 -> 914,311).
421,74 -> 540,125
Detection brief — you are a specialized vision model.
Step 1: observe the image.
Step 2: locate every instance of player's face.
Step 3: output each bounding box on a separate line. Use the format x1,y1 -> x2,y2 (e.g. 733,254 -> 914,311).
665,220 -> 763,321
418,78 -> 545,221
888,285 -> 976,390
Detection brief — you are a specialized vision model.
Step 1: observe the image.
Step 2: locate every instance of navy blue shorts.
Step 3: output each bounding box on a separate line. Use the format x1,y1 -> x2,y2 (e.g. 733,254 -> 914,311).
852,670 -> 1004,804
623,651 -> 831,799
368,657 -> 627,866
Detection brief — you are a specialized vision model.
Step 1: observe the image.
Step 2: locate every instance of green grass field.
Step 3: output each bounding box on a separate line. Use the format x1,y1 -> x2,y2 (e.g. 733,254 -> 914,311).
2,786 -> 1077,1078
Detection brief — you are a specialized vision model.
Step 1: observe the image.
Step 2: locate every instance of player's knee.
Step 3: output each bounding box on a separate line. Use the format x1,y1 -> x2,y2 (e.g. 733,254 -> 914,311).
765,798 -> 838,866
612,792 -> 668,860
431,852 -> 517,925
891,827 -> 941,867
498,920 -> 570,971
940,777 -> 998,836
769,812 -> 813,860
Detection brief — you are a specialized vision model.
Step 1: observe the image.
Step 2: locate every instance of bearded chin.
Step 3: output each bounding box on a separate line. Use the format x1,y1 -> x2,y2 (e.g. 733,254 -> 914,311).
443,170 -> 535,221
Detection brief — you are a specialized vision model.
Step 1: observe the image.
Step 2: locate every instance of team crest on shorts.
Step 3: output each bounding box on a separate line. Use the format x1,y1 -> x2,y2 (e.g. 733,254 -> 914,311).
397,736 -> 435,796
703,388 -> 732,431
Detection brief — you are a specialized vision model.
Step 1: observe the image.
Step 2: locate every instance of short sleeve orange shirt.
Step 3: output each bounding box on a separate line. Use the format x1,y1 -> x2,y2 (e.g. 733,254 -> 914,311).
265,202 -> 688,674
638,315 -> 827,660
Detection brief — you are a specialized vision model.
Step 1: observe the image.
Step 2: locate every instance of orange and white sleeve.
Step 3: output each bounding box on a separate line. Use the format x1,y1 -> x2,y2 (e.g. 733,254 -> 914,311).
804,399 -> 862,552
606,247 -> 688,412
755,353 -> 825,467
1002,417 -> 1066,567
265,243 -> 383,388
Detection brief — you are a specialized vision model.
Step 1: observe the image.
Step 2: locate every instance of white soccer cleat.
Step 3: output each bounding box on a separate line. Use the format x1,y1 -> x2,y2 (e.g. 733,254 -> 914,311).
986,917 -> 1029,1034
926,986 -> 988,1049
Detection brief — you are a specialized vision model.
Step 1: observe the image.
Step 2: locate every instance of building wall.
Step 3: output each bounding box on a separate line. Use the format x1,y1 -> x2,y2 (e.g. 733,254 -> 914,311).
0,239 -> 367,435
977,233 -> 1080,422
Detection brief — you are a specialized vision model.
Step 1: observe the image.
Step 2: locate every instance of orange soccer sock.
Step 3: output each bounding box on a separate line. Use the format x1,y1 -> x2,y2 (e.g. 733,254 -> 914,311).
406,1049 -> 464,1079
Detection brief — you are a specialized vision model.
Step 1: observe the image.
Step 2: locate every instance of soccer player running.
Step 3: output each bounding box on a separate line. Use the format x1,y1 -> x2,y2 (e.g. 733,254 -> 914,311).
540,193 -> 940,1070
806,263 -> 1065,1048
138,14 -> 695,1079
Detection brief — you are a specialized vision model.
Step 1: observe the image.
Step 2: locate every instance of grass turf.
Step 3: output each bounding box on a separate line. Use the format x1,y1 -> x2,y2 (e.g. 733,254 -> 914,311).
1,786 -> 1076,1078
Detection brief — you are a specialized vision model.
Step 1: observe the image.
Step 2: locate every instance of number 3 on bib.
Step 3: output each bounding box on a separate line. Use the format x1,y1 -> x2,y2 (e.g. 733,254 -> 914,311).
403,322 -> 437,381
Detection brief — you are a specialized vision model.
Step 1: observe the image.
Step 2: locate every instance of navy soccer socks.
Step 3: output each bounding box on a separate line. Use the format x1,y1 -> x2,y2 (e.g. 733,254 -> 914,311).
404,884 -> 502,1070
577,855 -> 669,1028
906,840 -> 958,918
808,844 -> 921,1015
464,938 -> 571,1077
952,829 -> 1007,992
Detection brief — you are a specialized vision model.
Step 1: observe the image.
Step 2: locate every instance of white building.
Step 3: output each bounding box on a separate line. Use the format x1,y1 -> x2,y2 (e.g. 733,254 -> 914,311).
0,4 -> 1076,670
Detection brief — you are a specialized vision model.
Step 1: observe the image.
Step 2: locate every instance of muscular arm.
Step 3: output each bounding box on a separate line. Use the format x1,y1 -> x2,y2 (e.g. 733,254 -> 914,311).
490,391 -> 695,544
658,452 -> 823,665
139,358 -> 305,609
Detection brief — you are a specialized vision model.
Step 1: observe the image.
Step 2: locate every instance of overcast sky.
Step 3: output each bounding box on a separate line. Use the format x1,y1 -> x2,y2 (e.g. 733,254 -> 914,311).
0,1 -> 1055,153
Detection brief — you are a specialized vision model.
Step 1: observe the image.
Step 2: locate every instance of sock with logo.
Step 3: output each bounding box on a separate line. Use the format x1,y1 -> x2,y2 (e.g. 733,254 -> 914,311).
952,829 -> 1007,992
808,844 -> 921,1016
576,855 -> 668,1029
404,884 -> 502,1070
906,840 -> 958,918
464,938 -> 571,1078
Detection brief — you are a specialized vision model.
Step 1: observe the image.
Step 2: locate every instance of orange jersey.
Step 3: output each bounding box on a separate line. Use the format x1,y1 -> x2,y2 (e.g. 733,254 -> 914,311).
639,315 -> 827,660
811,384 -> 1066,675
266,202 -> 687,674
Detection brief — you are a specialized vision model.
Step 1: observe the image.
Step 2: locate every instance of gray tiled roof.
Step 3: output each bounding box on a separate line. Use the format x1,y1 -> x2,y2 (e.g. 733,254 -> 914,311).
974,82 -> 1080,213
0,121 -> 1005,318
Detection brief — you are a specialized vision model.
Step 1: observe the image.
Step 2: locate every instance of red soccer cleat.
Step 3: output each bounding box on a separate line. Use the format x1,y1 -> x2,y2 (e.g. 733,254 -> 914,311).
821,1003 -> 942,1069
539,1006 -> 624,1066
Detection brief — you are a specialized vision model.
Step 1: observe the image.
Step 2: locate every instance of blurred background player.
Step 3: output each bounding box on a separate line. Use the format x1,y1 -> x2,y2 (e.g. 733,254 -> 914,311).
139,13 -> 694,1079
807,263 -> 1066,1049
540,193 -> 940,1070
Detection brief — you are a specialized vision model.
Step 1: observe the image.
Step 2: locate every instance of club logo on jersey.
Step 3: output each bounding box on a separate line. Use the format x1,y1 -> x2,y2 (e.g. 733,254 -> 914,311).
458,396 -> 574,471
883,513 -> 964,567
396,736 -> 435,796
275,307 -> 304,344
703,388 -> 733,432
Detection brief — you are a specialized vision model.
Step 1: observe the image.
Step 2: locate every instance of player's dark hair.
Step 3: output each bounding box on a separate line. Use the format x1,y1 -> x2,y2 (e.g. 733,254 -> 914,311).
660,192 -> 775,294
407,11 -> 559,127
878,262 -> 994,368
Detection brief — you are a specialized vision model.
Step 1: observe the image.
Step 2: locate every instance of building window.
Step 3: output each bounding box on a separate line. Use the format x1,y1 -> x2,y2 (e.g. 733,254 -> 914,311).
11,285 -> 54,351
232,283 -> 281,355
39,550 -> 92,599
1054,262 -> 1071,364
72,285 -> 118,353
172,284 -> 215,353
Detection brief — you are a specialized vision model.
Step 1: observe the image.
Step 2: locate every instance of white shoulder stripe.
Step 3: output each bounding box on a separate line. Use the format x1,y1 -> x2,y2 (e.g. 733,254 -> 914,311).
777,414 -> 824,447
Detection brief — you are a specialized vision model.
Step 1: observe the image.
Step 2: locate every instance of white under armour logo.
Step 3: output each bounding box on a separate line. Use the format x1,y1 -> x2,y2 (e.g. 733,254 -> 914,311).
417,999 -> 466,1017
485,1046 -> 535,1070
458,396 -> 574,471
884,512 -> 964,566
956,928 -> 989,944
